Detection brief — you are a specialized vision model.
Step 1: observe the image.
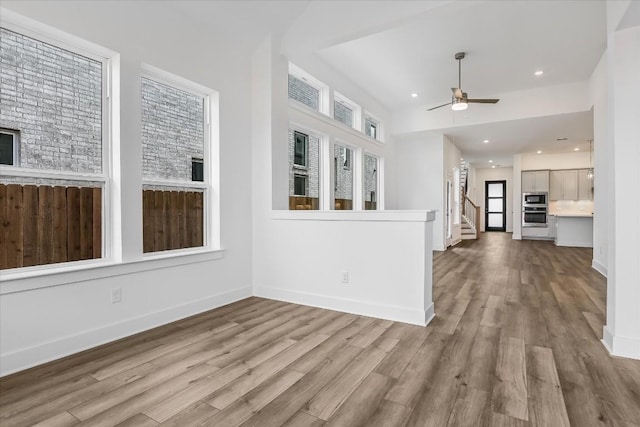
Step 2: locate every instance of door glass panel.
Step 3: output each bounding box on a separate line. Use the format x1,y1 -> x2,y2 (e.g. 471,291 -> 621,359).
488,183 -> 503,197
488,199 -> 502,212
488,213 -> 503,228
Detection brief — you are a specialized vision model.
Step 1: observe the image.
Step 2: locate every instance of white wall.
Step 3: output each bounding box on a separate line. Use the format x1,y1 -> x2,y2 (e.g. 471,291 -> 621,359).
250,39 -> 436,326
254,212 -> 436,326
0,2 -> 254,375
444,136 -> 462,244
474,167 -> 514,233
395,135 -> 446,250
590,53 -> 608,276
521,151 -> 592,170
603,0 -> 640,360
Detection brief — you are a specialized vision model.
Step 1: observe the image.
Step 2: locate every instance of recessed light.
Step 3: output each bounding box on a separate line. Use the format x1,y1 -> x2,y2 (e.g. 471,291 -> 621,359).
537,150 -> 543,154
534,70 -> 544,76
574,147 -> 580,151
488,160 -> 493,163
411,93 -> 418,98
492,165 -> 496,169
483,139 -> 489,144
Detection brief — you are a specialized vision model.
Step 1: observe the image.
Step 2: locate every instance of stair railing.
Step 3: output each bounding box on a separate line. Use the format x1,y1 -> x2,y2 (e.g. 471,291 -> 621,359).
461,187 -> 481,238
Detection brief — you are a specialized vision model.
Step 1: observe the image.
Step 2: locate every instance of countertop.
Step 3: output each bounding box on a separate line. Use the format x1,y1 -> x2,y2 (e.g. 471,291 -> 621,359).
549,212 -> 593,218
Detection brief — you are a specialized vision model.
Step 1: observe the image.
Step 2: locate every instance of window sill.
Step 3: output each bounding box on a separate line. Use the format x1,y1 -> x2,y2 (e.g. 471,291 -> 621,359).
0,248 -> 225,295
272,210 -> 437,222
289,101 -> 385,147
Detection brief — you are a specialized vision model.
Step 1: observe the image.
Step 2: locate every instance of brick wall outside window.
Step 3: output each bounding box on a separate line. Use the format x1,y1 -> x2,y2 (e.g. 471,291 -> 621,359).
0,28 -> 102,174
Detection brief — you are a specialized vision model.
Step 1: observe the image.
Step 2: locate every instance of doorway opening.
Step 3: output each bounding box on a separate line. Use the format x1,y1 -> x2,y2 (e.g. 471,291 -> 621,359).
485,180 -> 506,232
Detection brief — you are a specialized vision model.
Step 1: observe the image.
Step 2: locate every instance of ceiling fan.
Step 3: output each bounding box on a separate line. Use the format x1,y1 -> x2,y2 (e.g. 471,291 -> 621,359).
428,52 -> 500,111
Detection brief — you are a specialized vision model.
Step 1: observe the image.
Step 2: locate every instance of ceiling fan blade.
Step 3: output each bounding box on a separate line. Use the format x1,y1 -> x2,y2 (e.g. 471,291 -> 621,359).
467,98 -> 500,104
451,88 -> 463,99
427,102 -> 451,111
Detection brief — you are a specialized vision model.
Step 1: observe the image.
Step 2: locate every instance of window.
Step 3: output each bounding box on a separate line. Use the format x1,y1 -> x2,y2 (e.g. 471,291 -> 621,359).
192,158 -> 204,182
0,26 -> 109,270
294,131 -> 308,167
334,144 -> 354,210
288,63 -> 329,115
0,129 -> 19,166
294,174 -> 307,196
288,75 -> 320,111
334,100 -> 353,127
364,154 -> 378,210
333,92 -> 361,130
289,128 -> 320,210
141,72 -> 212,253
365,116 -> 378,139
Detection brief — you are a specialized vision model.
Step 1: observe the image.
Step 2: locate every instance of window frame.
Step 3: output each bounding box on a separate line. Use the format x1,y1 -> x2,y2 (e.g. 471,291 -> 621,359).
364,112 -> 383,142
363,152 -> 380,210
333,91 -> 361,131
332,141 -> 358,211
0,128 -> 20,166
293,130 -> 308,168
288,62 -> 330,116
0,13 -> 115,276
140,63 -> 220,256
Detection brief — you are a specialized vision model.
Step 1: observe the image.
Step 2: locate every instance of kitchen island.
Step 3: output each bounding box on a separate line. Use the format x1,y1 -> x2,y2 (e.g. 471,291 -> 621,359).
554,214 -> 593,247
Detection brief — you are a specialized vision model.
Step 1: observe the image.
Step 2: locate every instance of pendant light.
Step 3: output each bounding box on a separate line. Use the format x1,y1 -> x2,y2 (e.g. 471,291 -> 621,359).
587,139 -> 594,180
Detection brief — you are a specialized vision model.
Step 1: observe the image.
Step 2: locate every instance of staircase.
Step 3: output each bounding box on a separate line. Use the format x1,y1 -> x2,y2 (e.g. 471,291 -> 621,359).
460,160 -> 480,240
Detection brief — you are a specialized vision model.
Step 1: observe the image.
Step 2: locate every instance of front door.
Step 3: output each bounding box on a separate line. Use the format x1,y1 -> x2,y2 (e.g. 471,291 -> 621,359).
485,180 -> 506,232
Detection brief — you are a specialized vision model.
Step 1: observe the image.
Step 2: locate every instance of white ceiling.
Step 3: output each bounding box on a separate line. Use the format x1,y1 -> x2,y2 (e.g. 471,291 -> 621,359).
315,1 -> 607,110
439,110 -> 594,168
161,1 -> 608,165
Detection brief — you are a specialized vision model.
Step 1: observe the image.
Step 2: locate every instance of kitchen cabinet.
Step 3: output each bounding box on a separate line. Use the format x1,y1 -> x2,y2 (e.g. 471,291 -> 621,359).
578,169 -> 594,200
522,170 -> 549,193
550,170 -> 578,200
555,215 -> 593,247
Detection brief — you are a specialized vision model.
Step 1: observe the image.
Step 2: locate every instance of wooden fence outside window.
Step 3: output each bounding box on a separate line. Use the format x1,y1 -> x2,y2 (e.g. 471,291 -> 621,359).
0,184 -> 102,270
142,189 -> 204,253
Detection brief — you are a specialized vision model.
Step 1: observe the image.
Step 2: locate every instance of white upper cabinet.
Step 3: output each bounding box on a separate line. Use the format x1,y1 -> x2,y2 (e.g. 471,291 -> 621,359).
522,170 -> 549,193
550,170 -> 579,200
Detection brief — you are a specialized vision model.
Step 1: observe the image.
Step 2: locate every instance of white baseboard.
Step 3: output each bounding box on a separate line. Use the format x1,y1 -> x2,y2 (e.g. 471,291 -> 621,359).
0,286 -> 252,377
592,260 -> 607,277
602,326 -> 640,360
512,233 -> 522,240
254,285 -> 433,327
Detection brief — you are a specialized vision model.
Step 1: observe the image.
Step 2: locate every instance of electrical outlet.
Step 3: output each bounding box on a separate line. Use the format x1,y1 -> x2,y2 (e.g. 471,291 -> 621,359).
341,272 -> 349,283
111,287 -> 122,304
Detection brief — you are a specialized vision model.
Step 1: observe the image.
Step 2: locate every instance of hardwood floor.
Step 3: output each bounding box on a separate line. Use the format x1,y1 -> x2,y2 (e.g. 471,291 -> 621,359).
1,232 -> 639,426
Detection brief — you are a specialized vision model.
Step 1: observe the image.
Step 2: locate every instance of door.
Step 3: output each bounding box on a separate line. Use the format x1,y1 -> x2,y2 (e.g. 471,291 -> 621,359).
485,180 -> 506,232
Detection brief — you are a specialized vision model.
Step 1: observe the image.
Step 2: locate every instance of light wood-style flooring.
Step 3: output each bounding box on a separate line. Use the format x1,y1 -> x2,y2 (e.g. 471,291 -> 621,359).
1,232 -> 640,426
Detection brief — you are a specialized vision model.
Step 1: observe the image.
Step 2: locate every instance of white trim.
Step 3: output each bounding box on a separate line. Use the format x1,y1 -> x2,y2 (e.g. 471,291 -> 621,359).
142,179 -> 207,190
140,65 -> 220,251
0,249 -> 225,294
254,285 -> 434,327
290,101 -> 385,149
592,260 -> 608,277
602,326 -> 640,360
0,9 -> 115,270
271,209 -> 436,222
0,285 -> 250,377
0,166 -> 106,183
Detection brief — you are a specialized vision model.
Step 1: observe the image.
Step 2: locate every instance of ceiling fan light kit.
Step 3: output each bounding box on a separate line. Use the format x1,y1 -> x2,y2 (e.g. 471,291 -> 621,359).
428,51 -> 500,112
